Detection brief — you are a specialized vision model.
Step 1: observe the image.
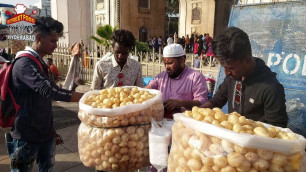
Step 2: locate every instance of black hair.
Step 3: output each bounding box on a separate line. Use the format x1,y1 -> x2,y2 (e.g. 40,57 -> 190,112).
212,27 -> 252,63
112,29 -> 136,48
33,16 -> 64,37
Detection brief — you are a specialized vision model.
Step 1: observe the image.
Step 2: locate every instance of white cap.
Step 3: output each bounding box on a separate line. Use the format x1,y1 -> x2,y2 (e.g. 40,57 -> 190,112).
163,43 -> 185,58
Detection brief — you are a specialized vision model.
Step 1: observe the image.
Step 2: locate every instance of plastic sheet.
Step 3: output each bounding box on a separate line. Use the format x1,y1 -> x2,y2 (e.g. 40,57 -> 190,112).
167,113 -> 306,172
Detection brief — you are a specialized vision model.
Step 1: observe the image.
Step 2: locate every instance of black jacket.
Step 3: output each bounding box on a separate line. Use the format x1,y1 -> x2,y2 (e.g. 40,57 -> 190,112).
209,58 -> 288,127
11,49 -> 72,143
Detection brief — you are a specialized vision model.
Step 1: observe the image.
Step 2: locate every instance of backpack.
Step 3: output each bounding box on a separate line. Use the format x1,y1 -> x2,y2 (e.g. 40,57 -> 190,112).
0,53 -> 43,128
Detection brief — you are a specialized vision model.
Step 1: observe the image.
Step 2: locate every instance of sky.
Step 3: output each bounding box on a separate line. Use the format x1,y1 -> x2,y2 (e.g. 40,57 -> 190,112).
0,0 -> 39,7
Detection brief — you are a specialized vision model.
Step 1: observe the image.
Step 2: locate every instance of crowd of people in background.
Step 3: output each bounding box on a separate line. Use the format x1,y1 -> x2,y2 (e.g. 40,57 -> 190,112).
0,47 -> 12,62
147,33 -> 216,67
146,33 -> 213,56
147,35 -> 164,53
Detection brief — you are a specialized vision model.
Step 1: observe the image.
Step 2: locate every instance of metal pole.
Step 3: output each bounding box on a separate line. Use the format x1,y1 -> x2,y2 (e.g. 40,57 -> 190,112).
168,16 -> 170,37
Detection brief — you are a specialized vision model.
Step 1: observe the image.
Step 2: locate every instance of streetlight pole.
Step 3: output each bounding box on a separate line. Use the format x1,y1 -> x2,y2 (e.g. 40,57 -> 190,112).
168,15 -> 171,38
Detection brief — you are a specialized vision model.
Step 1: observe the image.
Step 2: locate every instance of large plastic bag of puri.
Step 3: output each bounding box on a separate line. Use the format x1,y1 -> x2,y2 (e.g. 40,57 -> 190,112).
78,86 -> 164,127
168,107 -> 306,172
78,123 -> 151,171
78,86 -> 164,171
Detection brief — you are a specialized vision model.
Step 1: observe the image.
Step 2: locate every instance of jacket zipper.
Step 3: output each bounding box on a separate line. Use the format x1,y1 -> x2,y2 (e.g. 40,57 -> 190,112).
239,82 -> 244,115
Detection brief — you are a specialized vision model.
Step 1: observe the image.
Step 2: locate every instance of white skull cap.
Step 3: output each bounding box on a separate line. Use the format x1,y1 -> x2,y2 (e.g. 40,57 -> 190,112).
163,43 -> 185,58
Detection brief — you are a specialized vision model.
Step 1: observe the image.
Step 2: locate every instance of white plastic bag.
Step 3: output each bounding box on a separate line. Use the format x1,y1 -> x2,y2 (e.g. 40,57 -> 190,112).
78,86 -> 164,128
79,87 -> 162,116
63,55 -> 81,90
149,118 -> 174,171
168,113 -> 306,172
78,122 -> 151,171
174,113 -> 306,155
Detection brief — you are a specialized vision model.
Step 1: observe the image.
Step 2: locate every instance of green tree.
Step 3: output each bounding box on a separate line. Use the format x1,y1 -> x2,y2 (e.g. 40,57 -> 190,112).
133,41 -> 150,53
90,25 -> 117,49
166,0 -> 179,15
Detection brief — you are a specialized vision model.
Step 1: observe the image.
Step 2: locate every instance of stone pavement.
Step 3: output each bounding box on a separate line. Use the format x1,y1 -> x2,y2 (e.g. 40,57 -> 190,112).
0,113 -> 96,172
0,85 -> 96,172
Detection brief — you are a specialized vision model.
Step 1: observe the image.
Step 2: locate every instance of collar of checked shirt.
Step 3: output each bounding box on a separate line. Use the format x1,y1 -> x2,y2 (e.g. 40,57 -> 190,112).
111,53 -> 131,68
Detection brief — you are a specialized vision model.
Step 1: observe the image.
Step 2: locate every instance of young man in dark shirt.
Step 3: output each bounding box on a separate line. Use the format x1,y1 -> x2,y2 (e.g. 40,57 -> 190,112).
8,16 -> 83,171
201,27 -> 288,128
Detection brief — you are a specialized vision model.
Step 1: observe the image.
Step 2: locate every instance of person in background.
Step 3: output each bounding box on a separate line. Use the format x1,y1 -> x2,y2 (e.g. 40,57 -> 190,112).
47,58 -> 60,81
0,47 -> 10,62
193,54 -> 200,68
146,43 -> 208,119
205,33 -> 212,44
206,42 -> 216,67
62,42 -> 83,91
91,29 -> 143,90
158,36 -> 163,51
201,27 -> 288,128
8,16 -> 83,172
185,35 -> 190,53
193,35 -> 198,54
151,36 -> 156,49
197,35 -> 204,57
190,34 -> 194,53
147,37 -> 152,49
204,33 -> 212,53
180,36 -> 185,50
153,35 -> 159,53
167,35 -> 173,45
203,33 -> 208,51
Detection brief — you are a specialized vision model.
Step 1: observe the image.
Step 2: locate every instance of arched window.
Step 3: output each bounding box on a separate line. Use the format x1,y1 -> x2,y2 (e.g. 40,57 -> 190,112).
139,27 -> 147,42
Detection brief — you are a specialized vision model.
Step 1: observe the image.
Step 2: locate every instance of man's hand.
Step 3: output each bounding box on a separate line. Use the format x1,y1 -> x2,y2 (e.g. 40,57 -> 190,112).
163,99 -> 182,111
144,84 -> 151,89
70,92 -> 84,102
200,101 -> 214,109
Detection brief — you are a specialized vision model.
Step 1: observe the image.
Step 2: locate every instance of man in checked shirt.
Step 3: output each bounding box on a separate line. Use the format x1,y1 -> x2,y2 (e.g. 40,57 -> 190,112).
91,29 -> 143,90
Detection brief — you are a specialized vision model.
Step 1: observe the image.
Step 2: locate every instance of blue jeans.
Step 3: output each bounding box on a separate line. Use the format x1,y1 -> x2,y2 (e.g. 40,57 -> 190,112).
7,136 -> 56,172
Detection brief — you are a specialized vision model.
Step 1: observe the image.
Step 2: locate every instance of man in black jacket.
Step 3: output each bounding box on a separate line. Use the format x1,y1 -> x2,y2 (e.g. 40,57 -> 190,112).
8,16 -> 83,171
201,27 -> 288,128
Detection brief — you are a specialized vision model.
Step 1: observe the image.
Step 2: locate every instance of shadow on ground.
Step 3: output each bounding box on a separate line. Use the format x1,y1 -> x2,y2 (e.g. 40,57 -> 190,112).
53,106 -> 80,130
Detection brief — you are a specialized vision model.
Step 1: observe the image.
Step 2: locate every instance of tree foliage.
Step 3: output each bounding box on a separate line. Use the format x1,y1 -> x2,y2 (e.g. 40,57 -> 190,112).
90,25 -> 117,48
166,0 -> 179,15
133,41 -> 150,53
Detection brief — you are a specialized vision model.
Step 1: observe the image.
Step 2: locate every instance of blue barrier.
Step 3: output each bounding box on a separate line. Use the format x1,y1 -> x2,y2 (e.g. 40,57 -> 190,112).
143,77 -> 154,87
214,2 -> 306,136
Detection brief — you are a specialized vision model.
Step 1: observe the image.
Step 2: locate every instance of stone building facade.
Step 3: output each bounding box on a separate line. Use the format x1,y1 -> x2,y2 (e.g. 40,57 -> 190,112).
179,0 -> 234,37
179,0 -> 293,37
51,0 -> 165,46
120,0 -> 165,42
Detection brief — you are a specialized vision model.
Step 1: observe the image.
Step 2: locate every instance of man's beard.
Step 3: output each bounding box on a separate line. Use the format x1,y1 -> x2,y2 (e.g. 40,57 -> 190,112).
168,66 -> 184,79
